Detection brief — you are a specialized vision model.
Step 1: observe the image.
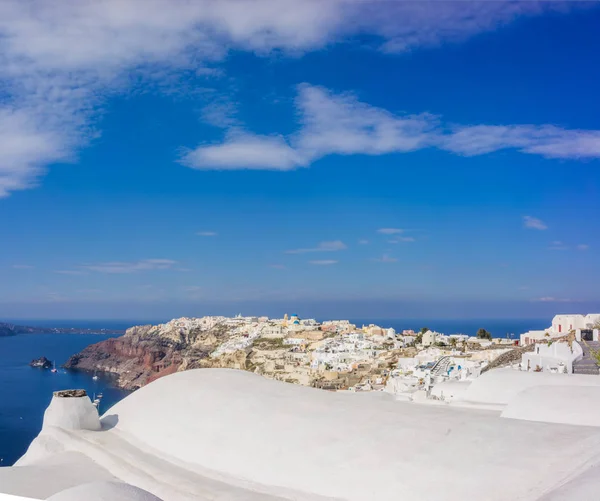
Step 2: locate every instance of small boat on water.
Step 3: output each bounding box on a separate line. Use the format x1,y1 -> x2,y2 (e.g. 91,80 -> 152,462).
50,361 -> 57,373
92,392 -> 103,412
92,371 -> 98,381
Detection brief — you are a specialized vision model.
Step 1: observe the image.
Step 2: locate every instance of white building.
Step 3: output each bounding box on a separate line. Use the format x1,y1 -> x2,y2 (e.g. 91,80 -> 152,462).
521,340 -> 583,374
262,324 -> 285,339
421,330 -> 441,347
520,313 -> 600,345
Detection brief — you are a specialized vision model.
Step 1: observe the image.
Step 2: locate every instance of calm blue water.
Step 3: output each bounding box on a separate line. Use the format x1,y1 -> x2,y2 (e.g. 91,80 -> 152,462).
0,333 -> 130,466
349,318 -> 547,338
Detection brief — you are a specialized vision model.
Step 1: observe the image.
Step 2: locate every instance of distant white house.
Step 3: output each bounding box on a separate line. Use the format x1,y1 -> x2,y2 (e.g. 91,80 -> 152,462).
422,330 -> 441,347
262,324 -> 285,339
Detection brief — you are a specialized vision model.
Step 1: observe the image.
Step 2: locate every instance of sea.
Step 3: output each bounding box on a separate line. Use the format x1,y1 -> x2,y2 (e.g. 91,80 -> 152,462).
0,317 -> 547,467
0,320 -> 136,466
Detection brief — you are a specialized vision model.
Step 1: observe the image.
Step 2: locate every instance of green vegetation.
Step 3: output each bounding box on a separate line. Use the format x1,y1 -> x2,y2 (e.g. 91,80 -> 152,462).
420,327 -> 429,334
476,328 -> 492,341
591,349 -> 600,365
252,337 -> 286,350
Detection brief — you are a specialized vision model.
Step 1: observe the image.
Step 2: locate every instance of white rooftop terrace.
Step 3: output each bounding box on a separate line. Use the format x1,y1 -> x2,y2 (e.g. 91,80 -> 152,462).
3,369 -> 600,500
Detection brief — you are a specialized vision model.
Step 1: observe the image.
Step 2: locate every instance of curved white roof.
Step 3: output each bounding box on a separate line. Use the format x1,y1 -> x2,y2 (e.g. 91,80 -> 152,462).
101,369 -> 600,501
47,481 -> 163,501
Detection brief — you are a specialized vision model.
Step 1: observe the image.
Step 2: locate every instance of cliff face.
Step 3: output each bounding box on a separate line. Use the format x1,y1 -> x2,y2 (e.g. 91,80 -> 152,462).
64,321 -> 247,390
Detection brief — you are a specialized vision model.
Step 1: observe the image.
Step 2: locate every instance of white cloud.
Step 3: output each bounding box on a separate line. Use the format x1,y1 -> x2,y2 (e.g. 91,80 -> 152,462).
309,260 -> 337,265
377,228 -> 404,235
294,84 -> 436,160
12,264 -> 34,269
81,259 -> 177,274
200,98 -> 240,128
187,84 -> 600,170
577,244 -> 590,251
372,254 -> 397,263
358,239 -> 369,245
197,231 -> 217,236
523,216 -> 548,230
442,125 -> 600,159
286,240 -> 347,254
54,270 -> 88,276
0,0 -> 584,196
181,131 -> 304,171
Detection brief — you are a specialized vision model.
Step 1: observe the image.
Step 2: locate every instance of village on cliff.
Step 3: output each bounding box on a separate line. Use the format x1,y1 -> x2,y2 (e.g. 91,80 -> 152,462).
90,312 -> 600,399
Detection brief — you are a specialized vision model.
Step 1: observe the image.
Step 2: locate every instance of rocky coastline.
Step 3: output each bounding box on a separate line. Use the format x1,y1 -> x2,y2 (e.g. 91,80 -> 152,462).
64,321 -> 240,390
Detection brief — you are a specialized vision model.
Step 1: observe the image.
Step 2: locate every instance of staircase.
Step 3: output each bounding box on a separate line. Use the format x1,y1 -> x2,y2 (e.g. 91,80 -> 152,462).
573,341 -> 600,375
431,356 -> 452,376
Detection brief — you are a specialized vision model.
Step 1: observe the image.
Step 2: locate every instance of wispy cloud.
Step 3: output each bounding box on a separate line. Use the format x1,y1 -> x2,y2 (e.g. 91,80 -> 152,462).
181,285 -> 203,299
377,228 -> 404,235
549,240 -> 568,250
184,84 -> 600,171
523,216 -> 548,230
76,288 -> 102,294
358,239 -> 369,245
0,1 -> 585,195
309,260 -> 338,265
197,231 -> 217,237
81,259 -> 177,274
389,236 -> 415,243
200,98 -> 239,128
286,240 -> 347,254
54,270 -> 88,276
534,297 -> 576,303
372,254 -> 398,263
12,264 -> 34,269
577,244 -> 590,251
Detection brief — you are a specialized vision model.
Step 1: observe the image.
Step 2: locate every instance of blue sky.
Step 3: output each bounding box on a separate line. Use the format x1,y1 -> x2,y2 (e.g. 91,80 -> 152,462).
1,1 -> 599,320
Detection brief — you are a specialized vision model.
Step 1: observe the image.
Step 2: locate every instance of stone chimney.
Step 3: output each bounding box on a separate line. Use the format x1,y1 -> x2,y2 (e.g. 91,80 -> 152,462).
42,389 -> 101,431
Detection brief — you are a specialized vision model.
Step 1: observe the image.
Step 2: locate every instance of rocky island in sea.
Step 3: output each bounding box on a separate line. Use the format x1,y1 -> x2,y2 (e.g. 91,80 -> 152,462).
65,313 -> 536,391
29,356 -> 52,369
